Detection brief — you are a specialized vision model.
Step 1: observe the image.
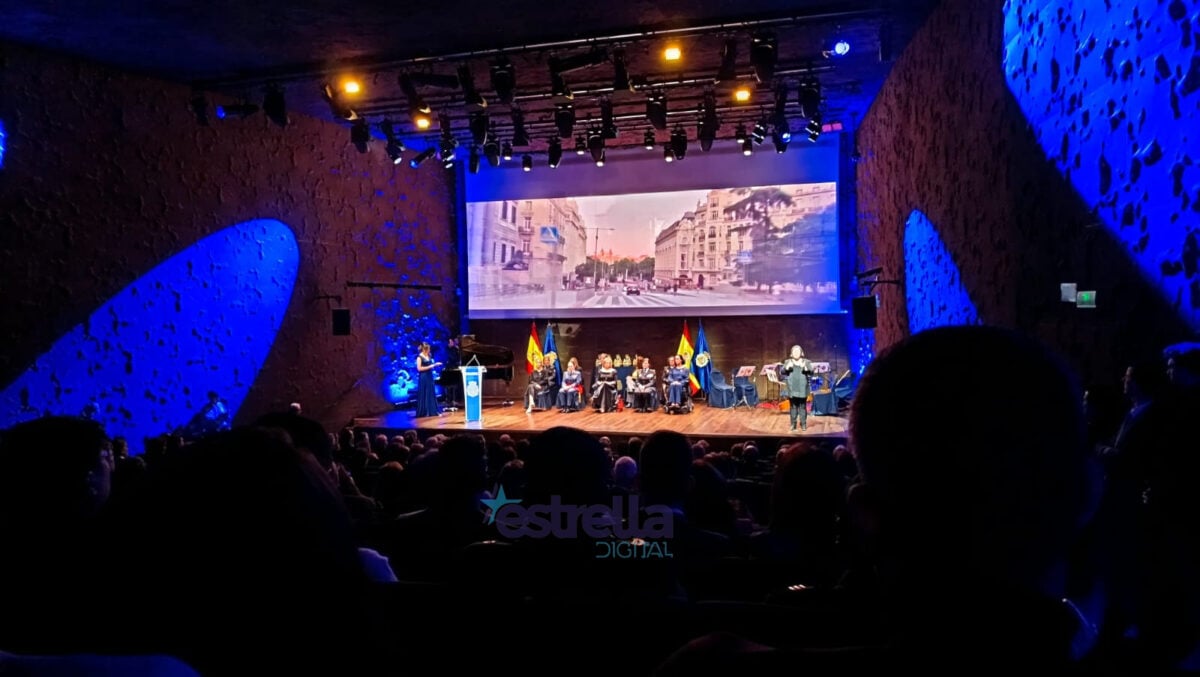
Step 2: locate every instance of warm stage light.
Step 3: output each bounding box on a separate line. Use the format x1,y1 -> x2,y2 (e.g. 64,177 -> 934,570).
663,45 -> 682,61
733,87 -> 752,103
414,115 -> 431,130
342,80 -> 362,95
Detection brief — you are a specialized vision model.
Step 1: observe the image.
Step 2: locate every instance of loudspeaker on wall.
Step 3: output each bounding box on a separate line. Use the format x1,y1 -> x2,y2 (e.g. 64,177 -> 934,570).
332,308 -> 351,335
851,296 -> 877,329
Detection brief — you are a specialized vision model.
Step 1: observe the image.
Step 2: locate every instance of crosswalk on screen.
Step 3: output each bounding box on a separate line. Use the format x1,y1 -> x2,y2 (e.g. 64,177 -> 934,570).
465,182 -> 840,318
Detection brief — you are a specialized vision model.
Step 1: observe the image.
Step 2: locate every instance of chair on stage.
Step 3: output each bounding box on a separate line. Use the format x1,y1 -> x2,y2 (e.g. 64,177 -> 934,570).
733,372 -> 759,407
833,370 -> 856,410
708,371 -> 736,409
537,383 -> 557,410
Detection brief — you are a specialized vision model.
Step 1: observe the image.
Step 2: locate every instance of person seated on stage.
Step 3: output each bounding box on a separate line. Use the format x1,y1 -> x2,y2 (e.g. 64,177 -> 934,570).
592,355 -> 619,413
633,357 -> 658,412
540,355 -> 559,406
666,358 -> 689,409
557,358 -> 584,412
525,355 -> 548,414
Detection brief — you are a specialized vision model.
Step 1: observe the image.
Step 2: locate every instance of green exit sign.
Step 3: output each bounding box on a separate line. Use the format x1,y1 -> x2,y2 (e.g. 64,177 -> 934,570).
1076,290 -> 1097,308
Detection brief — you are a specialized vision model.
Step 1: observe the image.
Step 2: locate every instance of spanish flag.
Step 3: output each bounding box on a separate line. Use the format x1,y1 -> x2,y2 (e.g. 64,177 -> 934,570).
526,321 -> 543,375
677,320 -> 701,394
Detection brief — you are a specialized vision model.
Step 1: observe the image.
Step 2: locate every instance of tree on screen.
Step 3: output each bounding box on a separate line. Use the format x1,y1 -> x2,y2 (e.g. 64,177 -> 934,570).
723,187 -> 794,292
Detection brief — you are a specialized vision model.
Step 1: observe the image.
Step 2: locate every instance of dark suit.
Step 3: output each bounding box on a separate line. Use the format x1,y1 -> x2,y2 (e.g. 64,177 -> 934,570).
780,358 -> 813,430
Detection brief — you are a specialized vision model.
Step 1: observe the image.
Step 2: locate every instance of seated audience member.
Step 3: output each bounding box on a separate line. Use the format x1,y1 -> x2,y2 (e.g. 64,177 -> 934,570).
657,326 -> 1100,673
748,444 -> 844,587
95,427 -> 378,674
371,434 -> 491,581
0,417 -> 113,654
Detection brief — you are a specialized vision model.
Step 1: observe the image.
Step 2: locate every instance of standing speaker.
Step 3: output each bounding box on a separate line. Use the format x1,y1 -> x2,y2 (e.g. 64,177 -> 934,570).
332,308 -> 351,336
851,296 -> 877,329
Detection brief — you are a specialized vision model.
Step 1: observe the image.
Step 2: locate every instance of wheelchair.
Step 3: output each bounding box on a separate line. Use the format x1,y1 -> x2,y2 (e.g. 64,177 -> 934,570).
661,382 -> 694,414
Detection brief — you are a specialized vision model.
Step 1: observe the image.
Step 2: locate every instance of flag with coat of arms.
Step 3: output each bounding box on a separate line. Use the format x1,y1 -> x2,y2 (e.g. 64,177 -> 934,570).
676,320 -> 701,395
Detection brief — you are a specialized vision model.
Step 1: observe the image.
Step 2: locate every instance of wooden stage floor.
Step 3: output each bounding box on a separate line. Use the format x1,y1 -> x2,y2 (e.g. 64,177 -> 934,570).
355,401 -> 848,441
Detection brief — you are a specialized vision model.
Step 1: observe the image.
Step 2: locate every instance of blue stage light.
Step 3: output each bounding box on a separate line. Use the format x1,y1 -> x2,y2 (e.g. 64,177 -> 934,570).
0,219 -> 299,453
1004,0 -> 1199,329
0,120 -> 6,168
833,40 -> 850,56
904,209 -> 980,333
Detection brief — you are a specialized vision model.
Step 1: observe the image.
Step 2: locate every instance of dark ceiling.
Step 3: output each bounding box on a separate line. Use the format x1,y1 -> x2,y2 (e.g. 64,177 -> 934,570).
1,0 -> 936,153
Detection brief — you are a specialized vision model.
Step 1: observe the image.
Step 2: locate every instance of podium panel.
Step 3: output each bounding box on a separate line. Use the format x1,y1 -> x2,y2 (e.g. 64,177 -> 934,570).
462,365 -> 486,424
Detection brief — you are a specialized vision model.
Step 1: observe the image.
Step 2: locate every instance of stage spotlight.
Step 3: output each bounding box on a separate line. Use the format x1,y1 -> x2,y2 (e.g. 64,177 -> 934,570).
468,111 -> 489,146
798,79 -> 822,120
742,137 -> 753,156
484,131 -> 501,167
806,117 -> 821,142
751,119 -> 767,144
716,39 -> 738,83
547,137 -> 563,168
490,57 -> 516,105
323,83 -> 358,120
215,103 -> 258,120
381,119 -> 406,163
522,154 -> 533,172
734,123 -> 748,145
670,126 -> 687,161
439,116 -> 458,167
469,146 -> 481,174
409,147 -> 435,168
575,134 -> 587,155
663,144 -> 674,163
645,91 -> 668,130
600,98 -> 617,139
772,128 -> 789,153
510,108 -> 531,147
457,64 -> 487,109
398,74 -> 432,127
612,49 -> 634,93
643,128 -> 656,150
587,128 -> 605,165
749,33 -> 777,83
263,85 -> 288,127
663,45 -> 682,61
554,103 -> 576,139
501,141 -> 513,161
698,91 -> 719,152
342,79 -> 361,95
549,49 -> 606,101
550,71 -> 572,99
773,83 -> 789,124
828,39 -> 851,57
350,119 -> 370,153
733,87 -> 751,103
189,94 -> 209,126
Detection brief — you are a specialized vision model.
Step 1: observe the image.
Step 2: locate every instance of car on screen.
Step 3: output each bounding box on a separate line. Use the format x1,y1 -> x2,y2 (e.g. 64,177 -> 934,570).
503,260 -> 529,271
624,285 -> 640,295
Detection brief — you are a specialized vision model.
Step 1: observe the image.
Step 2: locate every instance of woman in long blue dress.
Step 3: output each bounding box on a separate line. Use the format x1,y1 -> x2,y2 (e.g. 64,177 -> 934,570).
414,342 -> 442,418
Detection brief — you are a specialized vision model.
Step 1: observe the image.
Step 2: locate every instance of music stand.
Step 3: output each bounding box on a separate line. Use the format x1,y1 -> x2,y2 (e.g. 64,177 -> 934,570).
761,364 -> 781,408
732,365 -> 757,409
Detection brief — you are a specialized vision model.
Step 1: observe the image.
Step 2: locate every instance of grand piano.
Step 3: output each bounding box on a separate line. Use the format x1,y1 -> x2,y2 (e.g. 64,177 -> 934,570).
437,335 -> 515,394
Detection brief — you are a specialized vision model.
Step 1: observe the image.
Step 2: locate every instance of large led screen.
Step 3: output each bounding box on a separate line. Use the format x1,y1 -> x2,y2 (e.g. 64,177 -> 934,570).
465,182 -> 839,318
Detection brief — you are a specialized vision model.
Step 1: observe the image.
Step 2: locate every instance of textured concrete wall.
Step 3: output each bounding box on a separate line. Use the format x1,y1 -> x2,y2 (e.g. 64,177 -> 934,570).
0,43 -> 457,432
857,0 -> 1193,382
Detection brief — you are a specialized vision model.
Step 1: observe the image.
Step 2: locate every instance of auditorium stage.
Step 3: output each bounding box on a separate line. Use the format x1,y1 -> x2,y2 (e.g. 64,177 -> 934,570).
354,401 -> 848,442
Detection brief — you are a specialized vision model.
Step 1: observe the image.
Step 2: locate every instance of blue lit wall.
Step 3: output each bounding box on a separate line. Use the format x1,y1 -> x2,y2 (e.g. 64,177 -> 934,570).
0,219 -> 299,450
375,290 -> 450,404
903,209 -> 981,333
1004,0 -> 1200,329
0,120 -> 6,169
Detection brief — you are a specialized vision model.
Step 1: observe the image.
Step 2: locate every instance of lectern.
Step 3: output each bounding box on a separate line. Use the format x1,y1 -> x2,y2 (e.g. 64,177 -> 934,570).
461,363 -> 487,425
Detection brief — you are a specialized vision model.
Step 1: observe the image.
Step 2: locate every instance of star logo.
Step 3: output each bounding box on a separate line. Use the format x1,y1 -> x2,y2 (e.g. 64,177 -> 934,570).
479,486 -> 521,525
